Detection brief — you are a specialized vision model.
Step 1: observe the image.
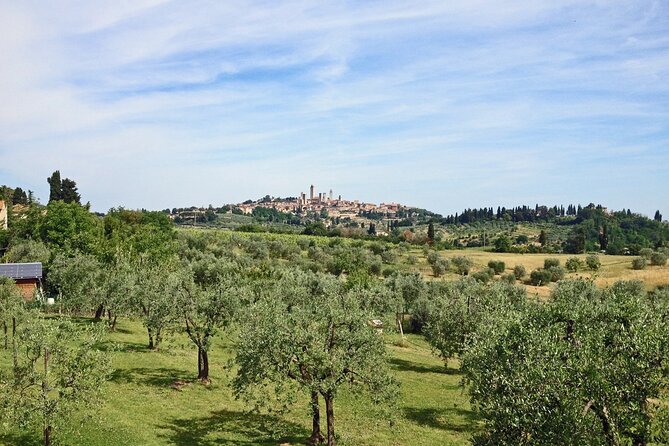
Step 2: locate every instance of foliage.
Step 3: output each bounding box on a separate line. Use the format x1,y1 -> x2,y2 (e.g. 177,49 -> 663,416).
38,201 -> 100,255
234,272 -> 398,446
101,208 -> 176,262
493,235 -> 511,253
513,264 -> 526,280
0,317 -> 111,446
177,268 -> 241,381
544,258 -> 560,269
586,254 -> 601,271
632,257 -> 647,270
48,253 -> 102,314
529,268 -> 552,286
423,279 -> 526,368
471,269 -> 493,283
501,273 -> 517,284
639,248 -> 654,260
47,171 -> 81,205
487,260 -> 505,275
565,257 -> 584,272
430,259 -> 449,277
451,256 -> 473,276
650,252 -> 667,266
2,239 -> 51,265
462,280 -> 669,446
547,265 -> 566,282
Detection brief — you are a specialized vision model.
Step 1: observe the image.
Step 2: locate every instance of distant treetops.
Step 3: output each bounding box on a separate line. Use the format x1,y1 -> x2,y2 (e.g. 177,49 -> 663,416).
47,170 -> 81,205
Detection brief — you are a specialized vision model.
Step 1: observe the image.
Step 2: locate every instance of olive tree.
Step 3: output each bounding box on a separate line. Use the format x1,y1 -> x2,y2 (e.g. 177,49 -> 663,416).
461,280 -> 669,446
0,277 -> 26,354
423,279 -> 527,368
0,317 -> 111,446
48,253 -> 102,316
177,271 -> 241,381
129,258 -> 182,349
386,272 -> 425,339
234,272 -> 398,446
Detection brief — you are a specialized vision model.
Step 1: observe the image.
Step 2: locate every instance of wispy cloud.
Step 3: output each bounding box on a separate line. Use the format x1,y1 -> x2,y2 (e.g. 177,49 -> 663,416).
0,0 -> 667,216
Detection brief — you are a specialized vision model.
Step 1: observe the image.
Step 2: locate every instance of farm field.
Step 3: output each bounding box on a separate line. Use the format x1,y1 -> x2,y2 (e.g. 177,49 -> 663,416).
0,319 -> 476,446
1,225 -> 668,446
411,248 -> 669,296
196,229 -> 669,295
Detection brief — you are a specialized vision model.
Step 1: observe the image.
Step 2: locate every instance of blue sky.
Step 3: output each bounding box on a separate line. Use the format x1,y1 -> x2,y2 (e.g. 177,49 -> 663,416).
0,1 -> 667,217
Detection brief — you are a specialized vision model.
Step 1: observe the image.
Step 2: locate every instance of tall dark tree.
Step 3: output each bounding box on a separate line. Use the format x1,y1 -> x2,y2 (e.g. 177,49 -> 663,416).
599,225 -> 609,251
427,222 -> 435,241
655,210 -> 663,222
538,230 -> 547,246
47,171 -> 62,203
12,187 -> 28,205
60,178 -> 81,204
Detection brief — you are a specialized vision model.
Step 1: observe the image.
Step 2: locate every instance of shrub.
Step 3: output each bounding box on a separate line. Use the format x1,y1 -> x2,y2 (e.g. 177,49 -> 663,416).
369,243 -> 384,255
487,260 -> 505,275
405,255 -> 418,265
472,269 -> 493,283
565,257 -> 584,273
548,266 -> 566,282
513,264 -> 527,280
494,235 -> 512,253
529,269 -> 552,286
544,258 -> 560,269
431,259 -> 448,277
452,256 -> 473,276
586,254 -> 601,271
502,273 -> 517,284
639,248 -> 654,260
650,252 -> 668,266
296,238 -> 311,251
369,262 -> 382,276
427,251 -> 441,265
632,257 -> 647,270
380,250 -> 397,264
382,267 -> 395,278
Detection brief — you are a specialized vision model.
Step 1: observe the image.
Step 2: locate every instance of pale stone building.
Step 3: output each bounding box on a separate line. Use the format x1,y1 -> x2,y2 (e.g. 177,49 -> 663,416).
0,200 -> 7,230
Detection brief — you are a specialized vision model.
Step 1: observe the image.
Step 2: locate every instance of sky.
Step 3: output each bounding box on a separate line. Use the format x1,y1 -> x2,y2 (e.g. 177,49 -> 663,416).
0,1 -> 667,217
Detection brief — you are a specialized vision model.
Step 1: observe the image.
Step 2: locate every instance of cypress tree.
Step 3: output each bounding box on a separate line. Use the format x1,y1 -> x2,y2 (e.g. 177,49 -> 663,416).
47,170 -> 62,203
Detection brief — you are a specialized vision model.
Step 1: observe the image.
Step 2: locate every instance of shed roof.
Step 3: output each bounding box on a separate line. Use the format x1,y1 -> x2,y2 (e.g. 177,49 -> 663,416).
0,263 -> 43,280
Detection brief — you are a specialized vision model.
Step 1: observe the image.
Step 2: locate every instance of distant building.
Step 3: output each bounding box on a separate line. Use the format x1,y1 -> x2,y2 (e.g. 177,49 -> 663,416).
0,262 -> 43,300
0,200 -> 7,230
310,185 -> 315,201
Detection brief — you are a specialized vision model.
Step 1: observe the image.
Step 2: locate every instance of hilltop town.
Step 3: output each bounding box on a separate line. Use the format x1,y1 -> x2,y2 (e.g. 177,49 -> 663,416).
168,184 -> 437,231
235,185 -> 407,221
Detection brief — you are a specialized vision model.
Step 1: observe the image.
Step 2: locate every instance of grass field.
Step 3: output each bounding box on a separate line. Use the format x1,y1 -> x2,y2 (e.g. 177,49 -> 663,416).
413,248 -> 669,297
0,319 -> 477,446
2,230 -> 667,445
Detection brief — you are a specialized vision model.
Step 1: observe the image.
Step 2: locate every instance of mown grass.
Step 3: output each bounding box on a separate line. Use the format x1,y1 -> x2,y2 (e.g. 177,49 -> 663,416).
0,319 -> 478,446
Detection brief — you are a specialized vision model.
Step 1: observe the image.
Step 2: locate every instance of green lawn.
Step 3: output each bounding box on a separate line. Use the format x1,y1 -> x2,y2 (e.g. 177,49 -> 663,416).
0,319 -> 478,446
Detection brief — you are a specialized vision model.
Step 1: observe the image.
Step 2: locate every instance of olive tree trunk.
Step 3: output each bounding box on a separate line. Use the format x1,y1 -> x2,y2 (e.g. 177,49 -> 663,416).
309,391 -> 324,445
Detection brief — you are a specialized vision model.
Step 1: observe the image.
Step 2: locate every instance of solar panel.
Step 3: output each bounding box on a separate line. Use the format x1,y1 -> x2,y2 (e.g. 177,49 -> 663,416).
0,263 -> 43,279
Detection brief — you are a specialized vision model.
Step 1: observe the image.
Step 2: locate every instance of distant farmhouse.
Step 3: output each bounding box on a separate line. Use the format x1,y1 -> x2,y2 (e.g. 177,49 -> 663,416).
0,262 -> 43,300
0,199 -> 7,230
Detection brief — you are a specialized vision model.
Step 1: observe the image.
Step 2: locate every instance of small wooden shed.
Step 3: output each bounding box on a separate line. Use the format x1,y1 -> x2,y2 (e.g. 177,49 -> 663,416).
0,262 -> 43,300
